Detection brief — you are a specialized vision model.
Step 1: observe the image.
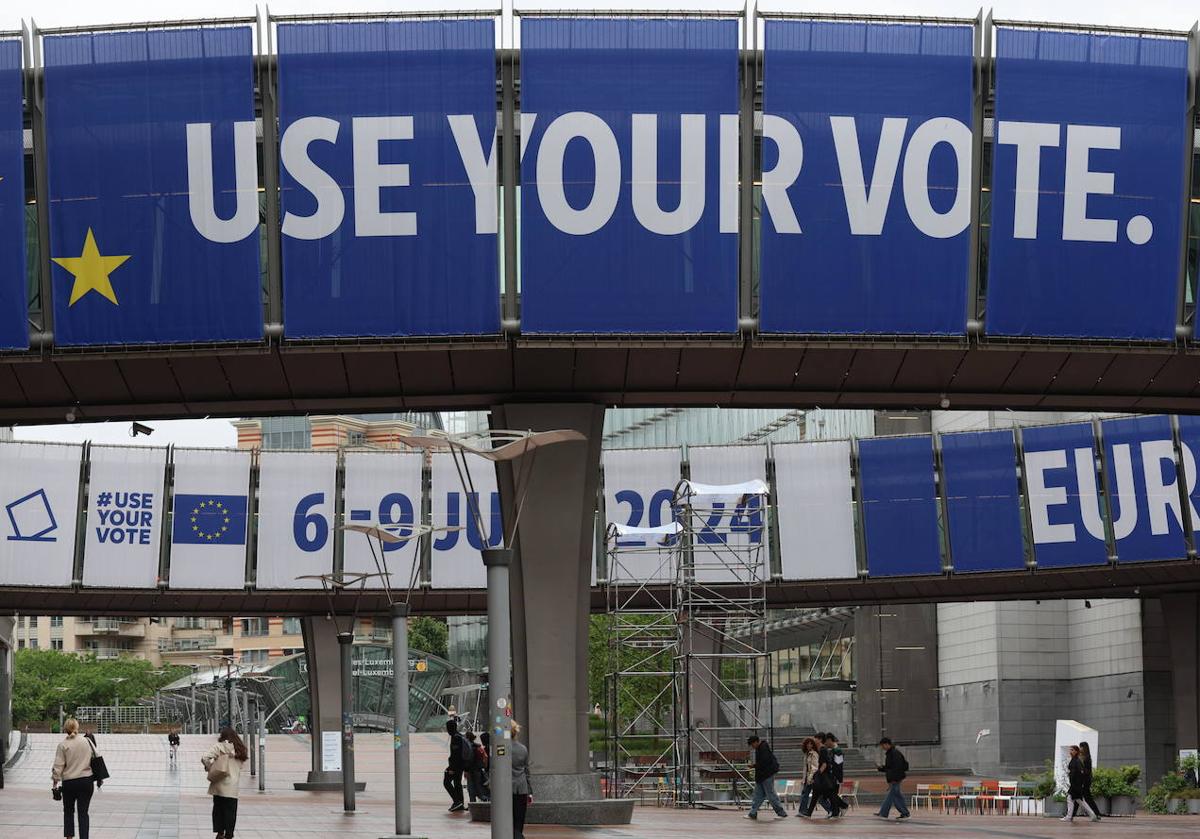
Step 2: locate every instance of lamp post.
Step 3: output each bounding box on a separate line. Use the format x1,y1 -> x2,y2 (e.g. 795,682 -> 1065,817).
401,428 -> 585,839
54,686 -> 69,731
341,522 -> 452,839
208,655 -> 240,731
189,666 -> 198,734
297,570 -> 386,815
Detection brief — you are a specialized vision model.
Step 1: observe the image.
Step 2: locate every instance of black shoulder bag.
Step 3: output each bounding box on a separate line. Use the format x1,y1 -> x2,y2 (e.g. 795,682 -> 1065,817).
88,739 -> 110,782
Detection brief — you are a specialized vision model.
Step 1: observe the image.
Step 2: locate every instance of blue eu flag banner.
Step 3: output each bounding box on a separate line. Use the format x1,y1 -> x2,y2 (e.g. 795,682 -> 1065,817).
0,39 -> 27,350
277,19 -> 499,338
44,27 -> 262,346
171,494 -> 248,545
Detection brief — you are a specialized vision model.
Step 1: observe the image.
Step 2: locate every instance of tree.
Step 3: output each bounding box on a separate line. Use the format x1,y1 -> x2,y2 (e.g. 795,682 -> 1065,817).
12,649 -> 188,724
408,616 -> 448,660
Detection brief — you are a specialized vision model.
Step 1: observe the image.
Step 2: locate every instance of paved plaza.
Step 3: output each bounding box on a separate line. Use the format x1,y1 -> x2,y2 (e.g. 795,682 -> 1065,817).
1,733 -> 1198,839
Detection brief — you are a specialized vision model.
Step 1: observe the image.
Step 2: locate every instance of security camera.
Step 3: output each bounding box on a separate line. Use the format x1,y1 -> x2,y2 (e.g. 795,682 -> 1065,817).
65,407 -> 77,422
130,422 -> 154,437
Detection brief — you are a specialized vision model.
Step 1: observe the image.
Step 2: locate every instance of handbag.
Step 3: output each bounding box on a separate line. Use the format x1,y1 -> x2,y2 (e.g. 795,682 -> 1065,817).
206,750 -> 231,783
88,740 -> 110,782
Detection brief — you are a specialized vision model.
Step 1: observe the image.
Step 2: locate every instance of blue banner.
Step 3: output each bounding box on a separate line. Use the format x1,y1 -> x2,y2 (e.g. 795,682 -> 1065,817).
277,20 -> 499,338
940,429 -> 1025,572
0,40 -> 25,350
760,21 -> 973,334
519,17 -> 738,333
44,27 -> 261,346
171,493 -> 248,545
986,29 -> 1190,339
1020,422 -> 1108,567
858,435 -> 942,576
1102,415 -> 1189,562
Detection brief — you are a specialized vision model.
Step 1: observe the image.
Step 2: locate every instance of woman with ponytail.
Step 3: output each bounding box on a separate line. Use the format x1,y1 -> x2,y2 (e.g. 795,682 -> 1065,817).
201,727 -> 249,839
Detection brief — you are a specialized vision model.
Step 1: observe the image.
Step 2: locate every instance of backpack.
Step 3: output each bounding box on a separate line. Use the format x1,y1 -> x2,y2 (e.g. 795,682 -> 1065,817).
895,749 -> 909,778
475,744 -> 488,769
459,735 -> 474,766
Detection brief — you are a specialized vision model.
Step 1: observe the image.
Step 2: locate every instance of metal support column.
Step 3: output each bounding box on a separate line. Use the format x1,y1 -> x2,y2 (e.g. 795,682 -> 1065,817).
258,698 -> 266,792
483,548 -> 514,839
380,601 -> 425,839
249,696 -> 257,777
339,631 -> 356,813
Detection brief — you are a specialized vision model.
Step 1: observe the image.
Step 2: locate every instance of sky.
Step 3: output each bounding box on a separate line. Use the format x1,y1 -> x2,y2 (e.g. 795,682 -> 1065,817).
4,0 -> 1191,446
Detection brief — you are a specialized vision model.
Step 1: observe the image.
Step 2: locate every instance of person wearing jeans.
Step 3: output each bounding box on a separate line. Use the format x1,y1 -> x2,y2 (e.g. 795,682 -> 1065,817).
876,737 -> 911,820
745,736 -> 788,820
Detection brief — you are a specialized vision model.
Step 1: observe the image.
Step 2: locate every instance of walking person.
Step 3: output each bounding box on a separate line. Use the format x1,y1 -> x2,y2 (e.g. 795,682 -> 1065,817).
744,735 -> 788,820
825,733 -> 850,814
804,734 -> 841,818
201,727 -> 248,839
168,730 -> 181,766
1077,742 -> 1102,820
464,731 -> 490,803
443,719 -> 469,812
797,737 -> 820,817
52,718 -> 95,839
511,721 -> 534,839
1062,745 -> 1100,822
875,737 -> 911,821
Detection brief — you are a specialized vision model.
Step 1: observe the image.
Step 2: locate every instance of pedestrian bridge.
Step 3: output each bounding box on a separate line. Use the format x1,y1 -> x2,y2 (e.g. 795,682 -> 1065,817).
2,412 -> 1198,615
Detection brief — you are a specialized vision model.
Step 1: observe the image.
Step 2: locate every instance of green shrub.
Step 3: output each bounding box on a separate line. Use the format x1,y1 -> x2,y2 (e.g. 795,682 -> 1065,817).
1144,770 -> 1188,814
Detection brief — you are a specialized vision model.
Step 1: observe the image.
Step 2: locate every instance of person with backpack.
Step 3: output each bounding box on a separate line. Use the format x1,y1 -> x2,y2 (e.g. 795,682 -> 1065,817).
464,731 -> 490,803
744,735 -> 788,820
168,730 -> 181,766
875,737 -> 911,820
443,719 -> 471,812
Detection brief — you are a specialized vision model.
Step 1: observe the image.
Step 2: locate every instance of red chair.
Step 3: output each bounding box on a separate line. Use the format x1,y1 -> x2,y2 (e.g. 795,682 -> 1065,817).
978,779 -> 1000,814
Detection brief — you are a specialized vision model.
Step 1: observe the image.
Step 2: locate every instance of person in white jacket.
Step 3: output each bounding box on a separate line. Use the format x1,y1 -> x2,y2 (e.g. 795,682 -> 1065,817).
201,727 -> 248,839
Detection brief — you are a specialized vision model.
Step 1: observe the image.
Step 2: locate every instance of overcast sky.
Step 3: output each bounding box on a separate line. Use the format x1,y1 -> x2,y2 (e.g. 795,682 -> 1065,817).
5,0 -> 1190,446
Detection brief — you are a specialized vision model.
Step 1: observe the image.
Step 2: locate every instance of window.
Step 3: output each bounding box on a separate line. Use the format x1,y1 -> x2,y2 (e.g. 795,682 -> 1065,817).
16,616 -> 23,627
281,648 -> 302,656
240,618 -> 269,637
261,417 -> 311,450
17,639 -> 24,649
28,616 -> 37,628
347,430 -> 366,447
50,616 -> 63,628
28,638 -> 38,649
51,639 -> 63,651
241,649 -> 269,665
282,618 -> 302,635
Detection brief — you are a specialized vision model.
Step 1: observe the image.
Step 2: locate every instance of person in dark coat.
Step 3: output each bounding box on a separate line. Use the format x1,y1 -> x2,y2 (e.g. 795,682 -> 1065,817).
875,737 -> 911,820
745,735 -> 788,819
443,719 -> 468,812
1077,742 -> 1102,820
511,721 -> 533,839
804,734 -> 843,818
1063,745 -> 1099,822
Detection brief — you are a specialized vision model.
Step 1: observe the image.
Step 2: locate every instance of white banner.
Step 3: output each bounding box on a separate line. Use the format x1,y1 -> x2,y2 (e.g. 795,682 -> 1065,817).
256,451 -> 338,589
83,445 -> 166,588
686,445 -> 769,583
774,440 -> 858,580
0,442 -> 82,587
169,448 -> 251,589
603,446 -> 681,539
429,452 -> 500,589
342,450 -> 423,590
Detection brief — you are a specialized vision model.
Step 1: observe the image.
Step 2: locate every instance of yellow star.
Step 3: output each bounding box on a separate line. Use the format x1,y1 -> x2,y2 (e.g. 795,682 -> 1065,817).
51,228 -> 130,306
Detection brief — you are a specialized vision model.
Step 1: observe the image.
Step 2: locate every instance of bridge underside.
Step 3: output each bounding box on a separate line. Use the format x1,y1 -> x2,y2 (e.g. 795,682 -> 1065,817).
5,340 -> 1200,422
3,558 -> 1196,616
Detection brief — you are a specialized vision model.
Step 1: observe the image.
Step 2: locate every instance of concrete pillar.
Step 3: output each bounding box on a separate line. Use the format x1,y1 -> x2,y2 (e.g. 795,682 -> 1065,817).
295,616 -> 365,791
491,404 -> 605,776
1161,593 -> 1200,751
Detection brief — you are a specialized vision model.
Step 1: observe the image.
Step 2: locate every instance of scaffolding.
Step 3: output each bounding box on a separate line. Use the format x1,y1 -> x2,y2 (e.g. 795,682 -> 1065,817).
603,478 -> 772,809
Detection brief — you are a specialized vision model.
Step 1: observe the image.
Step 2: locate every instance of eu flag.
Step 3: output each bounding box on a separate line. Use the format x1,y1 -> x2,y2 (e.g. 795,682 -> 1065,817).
172,494 -> 247,546
43,27 -> 262,346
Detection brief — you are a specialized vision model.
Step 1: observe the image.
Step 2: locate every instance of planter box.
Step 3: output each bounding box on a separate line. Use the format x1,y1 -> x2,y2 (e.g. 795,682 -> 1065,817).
1095,796 -> 1111,816
1042,798 -> 1067,818
1166,797 -> 1183,813
1109,795 -> 1136,817
1188,799 -> 1200,816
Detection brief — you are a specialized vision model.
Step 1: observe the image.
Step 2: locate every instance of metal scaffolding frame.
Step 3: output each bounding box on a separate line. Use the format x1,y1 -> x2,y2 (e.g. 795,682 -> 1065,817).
602,477 -> 772,809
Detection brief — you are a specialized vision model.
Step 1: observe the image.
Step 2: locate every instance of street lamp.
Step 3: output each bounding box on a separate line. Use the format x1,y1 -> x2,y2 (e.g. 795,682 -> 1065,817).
54,686 -> 69,731
296,569 -> 386,814
208,655 -> 241,731
341,521 -> 453,839
400,428 -> 585,839
241,674 -> 282,791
